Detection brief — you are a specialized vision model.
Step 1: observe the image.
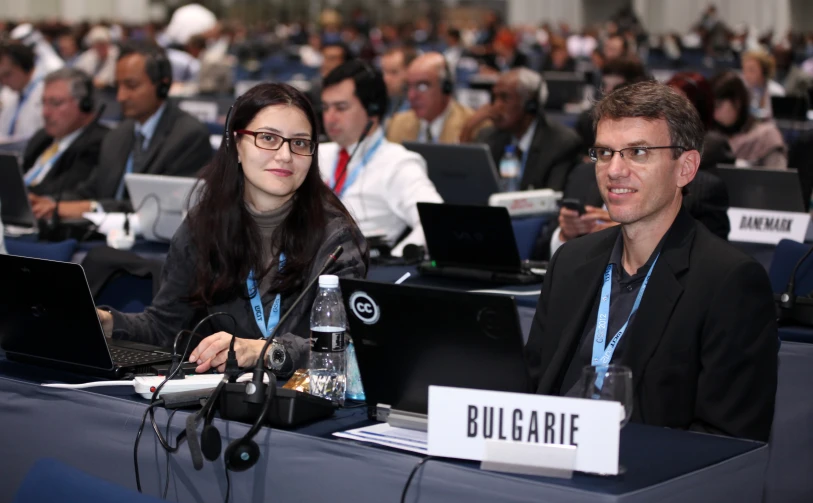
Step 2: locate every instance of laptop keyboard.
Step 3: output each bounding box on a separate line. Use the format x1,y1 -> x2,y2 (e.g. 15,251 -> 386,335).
110,347 -> 166,366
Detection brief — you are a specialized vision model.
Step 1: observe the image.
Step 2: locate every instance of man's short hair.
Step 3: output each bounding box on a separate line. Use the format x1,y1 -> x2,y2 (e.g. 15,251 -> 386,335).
384,45 -> 418,68
44,67 -> 94,110
593,81 -> 705,158
601,57 -> 648,84
323,60 -> 388,121
514,68 -> 548,109
321,41 -> 352,62
0,42 -> 35,73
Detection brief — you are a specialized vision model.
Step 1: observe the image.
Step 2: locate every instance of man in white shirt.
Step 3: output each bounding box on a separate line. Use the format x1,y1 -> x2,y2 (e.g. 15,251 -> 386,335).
74,26 -> 119,89
387,52 -> 485,144
319,60 -> 443,256
0,42 -> 45,141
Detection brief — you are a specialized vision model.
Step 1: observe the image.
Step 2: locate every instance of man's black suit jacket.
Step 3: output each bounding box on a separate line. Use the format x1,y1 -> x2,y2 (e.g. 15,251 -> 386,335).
22,122 -> 110,197
531,163 -> 731,259
525,208 -> 778,442
476,114 -> 582,191
65,101 -> 212,212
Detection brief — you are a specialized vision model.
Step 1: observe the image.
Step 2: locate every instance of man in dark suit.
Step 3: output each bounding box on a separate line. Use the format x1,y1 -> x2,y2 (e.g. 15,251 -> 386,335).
531,163 -> 731,260
29,42 -> 211,218
22,68 -> 108,201
473,68 -> 582,191
525,81 -> 777,442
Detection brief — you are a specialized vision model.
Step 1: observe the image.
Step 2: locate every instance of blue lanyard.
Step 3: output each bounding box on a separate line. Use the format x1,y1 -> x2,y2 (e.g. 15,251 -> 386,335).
8,76 -> 42,136
246,252 -> 286,338
329,132 -> 384,198
591,253 -> 660,387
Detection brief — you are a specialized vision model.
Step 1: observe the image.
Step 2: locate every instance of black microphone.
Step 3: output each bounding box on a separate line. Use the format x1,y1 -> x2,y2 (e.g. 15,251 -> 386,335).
42,103 -> 107,241
243,245 -> 345,404
332,120 -> 374,193
779,244 -> 813,311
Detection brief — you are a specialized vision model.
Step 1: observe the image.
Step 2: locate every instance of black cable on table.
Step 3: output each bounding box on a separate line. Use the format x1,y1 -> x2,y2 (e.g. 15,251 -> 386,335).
134,399 -> 165,493
162,409 -> 178,499
400,455 -> 436,503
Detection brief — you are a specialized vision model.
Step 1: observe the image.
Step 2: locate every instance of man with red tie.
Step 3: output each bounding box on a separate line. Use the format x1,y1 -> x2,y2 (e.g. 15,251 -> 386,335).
319,60 -> 443,256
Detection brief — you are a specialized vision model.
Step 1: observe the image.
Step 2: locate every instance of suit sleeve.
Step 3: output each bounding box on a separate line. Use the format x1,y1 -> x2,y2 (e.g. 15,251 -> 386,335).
385,155 -> 444,255
684,172 -> 730,240
525,243 -> 564,392
108,224 -> 199,347
691,260 -> 778,442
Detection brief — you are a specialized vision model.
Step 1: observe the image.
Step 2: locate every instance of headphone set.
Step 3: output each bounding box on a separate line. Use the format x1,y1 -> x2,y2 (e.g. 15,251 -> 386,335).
78,75 -> 94,113
358,61 -> 385,118
440,57 -> 454,96
490,74 -> 548,116
144,49 -> 172,100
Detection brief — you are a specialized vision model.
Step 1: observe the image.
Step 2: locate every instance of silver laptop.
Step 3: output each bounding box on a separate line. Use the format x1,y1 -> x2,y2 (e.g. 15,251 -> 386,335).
124,173 -> 203,242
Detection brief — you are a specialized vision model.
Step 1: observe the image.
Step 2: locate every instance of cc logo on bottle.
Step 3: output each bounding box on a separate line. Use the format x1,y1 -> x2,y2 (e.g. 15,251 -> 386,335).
349,291 -> 380,325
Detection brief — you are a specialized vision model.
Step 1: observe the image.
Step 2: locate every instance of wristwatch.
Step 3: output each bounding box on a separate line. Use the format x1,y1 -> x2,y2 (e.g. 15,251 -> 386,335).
89,200 -> 100,213
265,340 -> 287,372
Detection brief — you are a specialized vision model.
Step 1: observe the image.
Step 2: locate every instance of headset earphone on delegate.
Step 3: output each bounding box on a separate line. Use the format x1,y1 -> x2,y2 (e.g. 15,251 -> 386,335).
78,76 -> 94,113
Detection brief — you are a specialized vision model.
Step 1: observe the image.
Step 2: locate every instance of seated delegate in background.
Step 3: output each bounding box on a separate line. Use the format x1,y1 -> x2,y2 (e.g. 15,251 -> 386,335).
22,68 -> 109,198
319,61 -> 443,256
387,52 -> 484,144
0,42 -> 45,141
464,68 -> 582,192
97,83 -> 368,377
29,42 -> 211,219
525,81 -> 777,442
740,49 -> 785,119
711,70 -> 787,169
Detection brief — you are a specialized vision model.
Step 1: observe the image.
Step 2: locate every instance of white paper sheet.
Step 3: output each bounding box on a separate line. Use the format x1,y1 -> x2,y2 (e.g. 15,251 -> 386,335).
81,212 -> 141,236
333,423 -> 428,454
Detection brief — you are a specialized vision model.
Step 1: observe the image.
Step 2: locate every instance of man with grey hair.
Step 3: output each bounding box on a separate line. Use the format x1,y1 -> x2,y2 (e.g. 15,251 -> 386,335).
468,68 -> 581,191
21,67 -> 109,199
387,52 -> 486,144
525,81 -> 777,442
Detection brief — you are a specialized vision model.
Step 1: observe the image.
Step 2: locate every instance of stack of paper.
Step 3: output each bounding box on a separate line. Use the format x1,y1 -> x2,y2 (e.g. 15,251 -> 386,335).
333,423 -> 428,454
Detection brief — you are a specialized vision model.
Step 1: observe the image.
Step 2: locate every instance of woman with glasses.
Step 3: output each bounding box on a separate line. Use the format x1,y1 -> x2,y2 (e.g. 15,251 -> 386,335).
97,83 -> 368,378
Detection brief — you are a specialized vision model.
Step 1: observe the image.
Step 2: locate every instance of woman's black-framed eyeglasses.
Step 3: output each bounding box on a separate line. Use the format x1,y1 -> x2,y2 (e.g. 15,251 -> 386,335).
235,129 -> 316,156
588,146 -> 687,164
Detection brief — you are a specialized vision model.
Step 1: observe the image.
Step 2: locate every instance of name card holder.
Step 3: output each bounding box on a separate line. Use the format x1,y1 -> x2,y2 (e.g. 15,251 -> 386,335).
481,440 -> 576,478
727,207 -> 810,245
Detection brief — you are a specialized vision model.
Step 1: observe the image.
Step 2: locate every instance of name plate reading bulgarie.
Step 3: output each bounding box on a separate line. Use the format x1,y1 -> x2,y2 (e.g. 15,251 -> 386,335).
727,207 -> 810,245
427,386 -> 622,475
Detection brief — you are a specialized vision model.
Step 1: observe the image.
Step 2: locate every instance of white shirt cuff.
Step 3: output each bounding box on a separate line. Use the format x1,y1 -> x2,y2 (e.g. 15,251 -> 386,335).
550,226 -> 566,257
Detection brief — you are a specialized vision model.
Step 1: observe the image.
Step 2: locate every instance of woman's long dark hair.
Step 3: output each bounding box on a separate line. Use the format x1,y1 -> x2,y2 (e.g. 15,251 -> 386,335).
710,71 -> 754,136
186,83 -> 357,306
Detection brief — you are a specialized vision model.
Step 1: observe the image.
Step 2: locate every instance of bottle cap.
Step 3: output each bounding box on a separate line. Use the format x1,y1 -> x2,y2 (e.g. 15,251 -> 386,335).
319,275 -> 339,288
504,144 -> 516,154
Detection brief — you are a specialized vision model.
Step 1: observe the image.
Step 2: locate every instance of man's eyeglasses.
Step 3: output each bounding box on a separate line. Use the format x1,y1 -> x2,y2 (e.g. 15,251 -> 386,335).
406,81 -> 433,93
235,130 -> 316,156
588,146 -> 687,164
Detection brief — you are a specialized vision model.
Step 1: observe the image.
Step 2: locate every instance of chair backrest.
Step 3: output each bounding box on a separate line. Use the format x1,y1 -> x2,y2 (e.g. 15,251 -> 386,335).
511,216 -> 548,261
12,458 -> 167,503
768,239 -> 813,295
5,239 -> 77,262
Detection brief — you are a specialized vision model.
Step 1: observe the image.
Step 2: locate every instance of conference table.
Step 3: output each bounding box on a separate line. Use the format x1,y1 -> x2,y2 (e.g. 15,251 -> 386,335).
0,354 -> 768,503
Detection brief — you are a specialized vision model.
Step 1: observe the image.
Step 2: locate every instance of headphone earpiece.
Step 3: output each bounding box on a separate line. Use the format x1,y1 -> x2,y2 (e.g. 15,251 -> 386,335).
201,424 -> 222,461
524,79 -> 545,116
152,52 -> 173,99
441,57 -> 454,95
224,439 -> 261,472
78,77 -> 94,113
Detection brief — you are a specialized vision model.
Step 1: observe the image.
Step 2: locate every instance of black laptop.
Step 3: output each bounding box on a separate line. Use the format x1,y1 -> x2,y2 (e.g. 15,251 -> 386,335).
0,153 -> 37,231
716,165 -> 807,212
416,202 -> 544,284
340,279 -> 530,420
403,143 -> 501,206
0,254 -> 173,378
771,96 -> 809,121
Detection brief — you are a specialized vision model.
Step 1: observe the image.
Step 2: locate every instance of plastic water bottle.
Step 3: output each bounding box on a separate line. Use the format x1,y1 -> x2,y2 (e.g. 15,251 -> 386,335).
499,145 -> 521,192
345,339 -> 366,402
308,275 -> 347,406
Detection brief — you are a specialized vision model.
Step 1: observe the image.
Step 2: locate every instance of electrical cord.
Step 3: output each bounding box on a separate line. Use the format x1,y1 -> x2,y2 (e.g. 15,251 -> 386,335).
147,313 -> 237,453
128,193 -> 173,242
224,461 -> 231,503
400,456 -> 437,503
134,399 -> 166,493
162,409 -> 178,499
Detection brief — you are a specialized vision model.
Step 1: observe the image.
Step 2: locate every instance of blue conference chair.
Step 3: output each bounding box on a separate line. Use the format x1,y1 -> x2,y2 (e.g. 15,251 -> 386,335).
5,238 -> 77,262
12,458 -> 167,503
768,239 -> 813,295
511,216 -> 548,261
